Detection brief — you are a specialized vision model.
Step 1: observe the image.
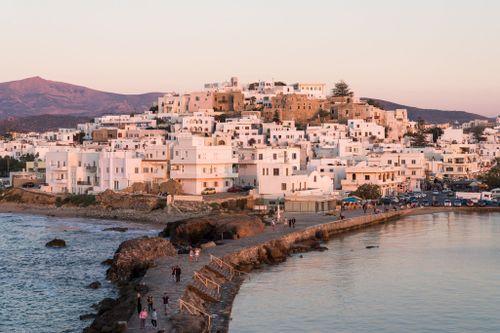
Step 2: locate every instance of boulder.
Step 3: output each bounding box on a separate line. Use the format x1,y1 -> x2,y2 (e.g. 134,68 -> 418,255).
161,214 -> 265,246
101,258 -> 113,266
80,313 -> 97,321
88,281 -> 102,289
103,227 -> 128,232
45,238 -> 66,248
106,237 -> 177,282
200,241 -> 216,249
0,187 -> 57,205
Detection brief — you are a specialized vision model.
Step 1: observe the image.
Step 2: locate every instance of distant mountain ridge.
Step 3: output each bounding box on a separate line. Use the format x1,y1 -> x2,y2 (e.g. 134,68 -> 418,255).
361,98 -> 491,124
0,76 -> 163,119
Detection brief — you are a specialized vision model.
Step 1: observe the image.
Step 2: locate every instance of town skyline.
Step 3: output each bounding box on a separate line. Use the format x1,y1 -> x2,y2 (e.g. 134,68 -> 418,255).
1,0 -> 499,116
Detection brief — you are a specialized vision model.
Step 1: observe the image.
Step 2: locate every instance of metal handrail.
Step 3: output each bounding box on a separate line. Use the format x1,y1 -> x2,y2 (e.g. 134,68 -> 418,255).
194,271 -> 221,295
179,298 -> 212,332
209,254 -> 248,280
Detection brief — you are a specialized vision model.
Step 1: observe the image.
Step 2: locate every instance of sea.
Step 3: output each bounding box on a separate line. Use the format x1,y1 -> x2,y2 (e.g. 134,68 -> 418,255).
0,213 -> 158,333
230,211 -> 500,333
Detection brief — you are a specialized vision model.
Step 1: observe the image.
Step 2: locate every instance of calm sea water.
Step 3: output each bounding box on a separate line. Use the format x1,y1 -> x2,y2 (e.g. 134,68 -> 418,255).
230,212 -> 500,333
0,213 -> 157,333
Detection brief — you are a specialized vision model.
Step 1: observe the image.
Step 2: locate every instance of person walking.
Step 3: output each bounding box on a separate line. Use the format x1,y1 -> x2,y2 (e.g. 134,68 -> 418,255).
139,309 -> 148,329
175,265 -> 182,283
151,309 -> 158,328
271,218 -> 276,231
292,217 -> 296,228
137,293 -> 142,314
362,202 -> 367,214
189,249 -> 194,262
288,218 -> 292,228
147,295 -> 154,312
194,248 -> 200,262
162,292 -> 169,314
171,266 -> 176,282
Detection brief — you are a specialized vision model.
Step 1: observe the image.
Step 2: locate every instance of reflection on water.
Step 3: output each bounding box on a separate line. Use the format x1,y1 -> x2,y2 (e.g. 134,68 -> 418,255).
230,212 -> 500,333
0,213 -> 157,333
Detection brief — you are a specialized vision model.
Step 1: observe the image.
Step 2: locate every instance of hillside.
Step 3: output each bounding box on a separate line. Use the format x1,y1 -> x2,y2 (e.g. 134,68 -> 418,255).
0,115 -> 91,134
361,98 -> 491,124
0,76 -> 162,119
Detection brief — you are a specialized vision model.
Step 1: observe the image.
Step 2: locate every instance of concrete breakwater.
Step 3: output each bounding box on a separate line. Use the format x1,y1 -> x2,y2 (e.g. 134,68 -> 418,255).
178,209 -> 415,332
180,207 -> 500,333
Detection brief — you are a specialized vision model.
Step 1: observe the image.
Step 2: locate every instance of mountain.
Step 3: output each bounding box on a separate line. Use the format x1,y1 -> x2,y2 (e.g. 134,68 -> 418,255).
0,76 -> 162,119
361,98 -> 492,124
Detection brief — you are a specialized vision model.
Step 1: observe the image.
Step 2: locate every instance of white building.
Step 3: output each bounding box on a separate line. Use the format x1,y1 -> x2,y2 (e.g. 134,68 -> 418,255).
170,134 -> 237,194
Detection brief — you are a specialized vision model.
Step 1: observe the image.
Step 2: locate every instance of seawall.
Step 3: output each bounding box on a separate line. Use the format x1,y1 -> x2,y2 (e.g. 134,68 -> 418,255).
194,207 -> 500,332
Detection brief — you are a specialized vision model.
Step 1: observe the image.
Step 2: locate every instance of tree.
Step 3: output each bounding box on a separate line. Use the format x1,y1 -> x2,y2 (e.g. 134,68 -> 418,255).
332,80 -> 352,97
149,105 -> 159,112
425,126 -> 443,143
406,118 -> 428,147
352,184 -> 382,200
73,131 -> 85,144
247,138 -> 256,146
478,159 -> 500,189
365,99 -> 384,109
470,126 -> 486,142
272,110 -> 280,123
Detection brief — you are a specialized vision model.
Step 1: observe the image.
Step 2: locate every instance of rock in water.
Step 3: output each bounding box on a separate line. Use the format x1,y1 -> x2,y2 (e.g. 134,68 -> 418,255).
45,238 -> 66,247
79,313 -> 97,320
101,258 -> 113,266
103,227 -> 128,232
88,281 -> 102,289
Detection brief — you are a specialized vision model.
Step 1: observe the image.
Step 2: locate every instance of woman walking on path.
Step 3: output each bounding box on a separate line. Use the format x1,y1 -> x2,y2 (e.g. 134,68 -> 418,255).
171,266 -> 176,281
175,265 -> 182,282
189,248 -> 194,262
139,309 -> 148,329
194,248 -> 200,262
147,295 -> 154,312
136,293 -> 142,314
151,309 -> 158,328
162,292 -> 169,314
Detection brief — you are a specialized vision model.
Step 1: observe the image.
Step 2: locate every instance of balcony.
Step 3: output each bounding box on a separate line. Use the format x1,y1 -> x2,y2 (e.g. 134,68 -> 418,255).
77,181 -> 92,186
85,166 -> 97,173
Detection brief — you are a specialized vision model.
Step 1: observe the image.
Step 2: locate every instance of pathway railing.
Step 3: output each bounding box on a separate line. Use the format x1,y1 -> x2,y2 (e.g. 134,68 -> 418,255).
194,271 -> 221,295
179,298 -> 212,332
209,254 -> 248,281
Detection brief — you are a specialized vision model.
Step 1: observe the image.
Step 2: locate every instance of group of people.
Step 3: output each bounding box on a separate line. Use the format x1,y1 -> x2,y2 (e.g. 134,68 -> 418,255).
271,216 -> 297,230
171,265 -> 182,283
189,247 -> 201,262
136,292 -> 169,329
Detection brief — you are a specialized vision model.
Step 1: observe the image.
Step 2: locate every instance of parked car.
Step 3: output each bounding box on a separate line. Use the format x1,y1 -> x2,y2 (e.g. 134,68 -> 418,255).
453,199 -> 462,207
227,186 -> 243,193
201,187 -> 216,195
444,199 -> 452,207
432,190 -> 440,196
477,200 -> 487,207
461,199 -> 474,207
422,199 -> 430,206
447,191 -> 455,197
241,185 -> 255,191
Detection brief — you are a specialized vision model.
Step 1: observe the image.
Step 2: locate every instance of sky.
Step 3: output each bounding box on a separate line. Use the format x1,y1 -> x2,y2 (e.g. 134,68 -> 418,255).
1,0 -> 499,116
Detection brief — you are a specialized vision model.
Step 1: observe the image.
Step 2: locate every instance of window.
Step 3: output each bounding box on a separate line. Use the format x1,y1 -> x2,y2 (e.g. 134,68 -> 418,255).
203,182 -> 208,187
292,153 -> 297,159
258,154 -> 263,160
225,181 -> 229,186
273,168 -> 280,176
411,159 -> 416,164
214,181 -> 218,187
352,174 -> 356,180
281,183 -> 287,191
135,167 -> 139,174
365,175 -> 370,180
273,153 -> 277,160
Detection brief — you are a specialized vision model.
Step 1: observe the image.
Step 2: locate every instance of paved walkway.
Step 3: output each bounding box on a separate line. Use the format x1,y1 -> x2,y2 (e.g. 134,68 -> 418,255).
126,207 -> 369,332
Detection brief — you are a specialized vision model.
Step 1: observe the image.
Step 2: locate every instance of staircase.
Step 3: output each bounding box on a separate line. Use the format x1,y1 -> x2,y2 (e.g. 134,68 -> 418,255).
206,260 -> 234,281
189,279 -> 220,302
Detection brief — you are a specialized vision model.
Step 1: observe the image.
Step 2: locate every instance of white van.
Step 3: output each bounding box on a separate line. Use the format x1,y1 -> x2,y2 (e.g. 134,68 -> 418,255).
491,188 -> 500,199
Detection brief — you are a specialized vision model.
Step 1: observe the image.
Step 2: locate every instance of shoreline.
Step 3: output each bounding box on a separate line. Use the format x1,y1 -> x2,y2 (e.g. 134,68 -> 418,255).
0,202 -> 208,228
170,207 -> 500,332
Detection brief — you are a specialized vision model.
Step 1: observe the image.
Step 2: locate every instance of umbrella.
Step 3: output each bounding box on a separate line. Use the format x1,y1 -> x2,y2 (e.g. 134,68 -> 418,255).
342,197 -> 361,203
